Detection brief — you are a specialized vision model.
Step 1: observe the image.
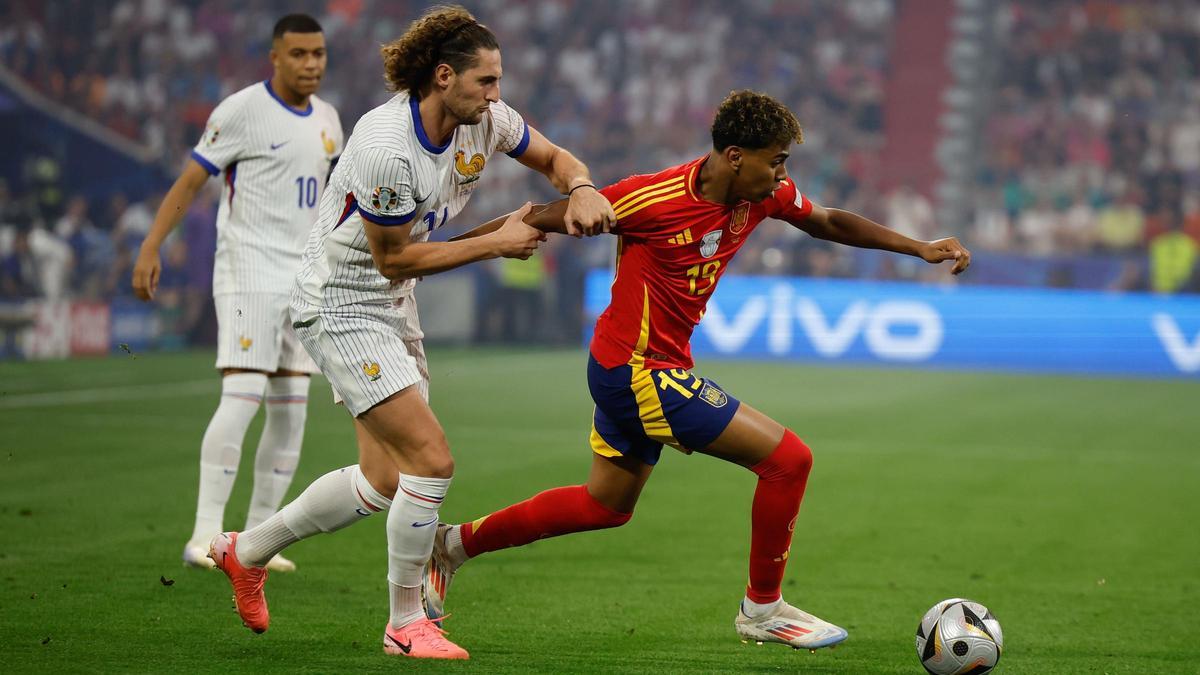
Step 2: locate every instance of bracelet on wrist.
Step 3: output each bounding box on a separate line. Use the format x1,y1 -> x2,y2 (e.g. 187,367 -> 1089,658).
568,183 -> 597,195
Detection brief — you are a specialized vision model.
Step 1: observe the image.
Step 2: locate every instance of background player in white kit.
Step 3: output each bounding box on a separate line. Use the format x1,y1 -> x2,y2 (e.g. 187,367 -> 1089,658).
207,5 -> 615,660
132,15 -> 342,573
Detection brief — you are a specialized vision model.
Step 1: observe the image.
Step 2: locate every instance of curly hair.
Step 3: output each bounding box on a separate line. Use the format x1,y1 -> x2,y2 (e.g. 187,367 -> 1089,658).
380,5 -> 499,95
710,90 -> 804,151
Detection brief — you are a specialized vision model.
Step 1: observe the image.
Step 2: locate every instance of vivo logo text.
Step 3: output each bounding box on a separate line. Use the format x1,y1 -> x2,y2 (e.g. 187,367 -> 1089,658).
700,284 -> 944,361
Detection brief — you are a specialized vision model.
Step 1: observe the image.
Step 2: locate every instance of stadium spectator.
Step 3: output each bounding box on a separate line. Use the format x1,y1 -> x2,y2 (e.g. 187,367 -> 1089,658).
25,221 -> 72,300
1058,188 -> 1098,253
1016,194 -> 1059,257
53,196 -> 113,297
0,225 -> 39,300
1095,187 -> 1146,253
1149,219 -> 1200,293
884,183 -> 936,243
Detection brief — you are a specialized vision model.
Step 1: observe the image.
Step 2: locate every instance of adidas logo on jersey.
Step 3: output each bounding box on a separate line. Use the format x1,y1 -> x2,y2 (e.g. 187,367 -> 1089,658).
668,228 -> 693,246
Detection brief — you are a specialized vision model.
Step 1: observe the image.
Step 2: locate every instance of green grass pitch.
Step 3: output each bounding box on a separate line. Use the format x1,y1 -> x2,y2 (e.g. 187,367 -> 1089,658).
1,349 -> 1197,673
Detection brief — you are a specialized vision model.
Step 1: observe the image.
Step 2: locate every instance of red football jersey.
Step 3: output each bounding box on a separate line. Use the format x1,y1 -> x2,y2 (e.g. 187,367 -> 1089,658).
591,156 -> 813,370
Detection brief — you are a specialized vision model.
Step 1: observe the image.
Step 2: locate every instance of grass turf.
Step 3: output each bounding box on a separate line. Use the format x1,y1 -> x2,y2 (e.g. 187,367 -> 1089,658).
1,349 -> 1197,673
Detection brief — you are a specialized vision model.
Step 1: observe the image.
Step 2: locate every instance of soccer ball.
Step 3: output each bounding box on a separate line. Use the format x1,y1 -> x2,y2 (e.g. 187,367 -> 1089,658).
915,598 -> 1003,674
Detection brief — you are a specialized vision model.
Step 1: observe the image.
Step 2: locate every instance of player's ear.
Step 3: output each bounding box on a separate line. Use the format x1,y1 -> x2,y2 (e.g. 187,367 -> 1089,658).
726,147 -> 743,174
434,63 -> 455,90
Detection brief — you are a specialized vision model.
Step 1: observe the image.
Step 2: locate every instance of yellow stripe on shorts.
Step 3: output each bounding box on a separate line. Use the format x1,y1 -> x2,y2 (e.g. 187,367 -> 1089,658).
590,421 -> 623,458
630,364 -> 679,447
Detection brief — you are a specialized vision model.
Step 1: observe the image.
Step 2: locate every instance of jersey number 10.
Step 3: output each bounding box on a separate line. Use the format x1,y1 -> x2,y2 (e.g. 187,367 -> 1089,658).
295,176 -> 318,208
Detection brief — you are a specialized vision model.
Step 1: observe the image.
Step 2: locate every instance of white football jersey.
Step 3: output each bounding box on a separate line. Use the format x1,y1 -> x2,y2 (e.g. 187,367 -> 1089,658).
191,80 -> 343,295
293,91 -> 528,318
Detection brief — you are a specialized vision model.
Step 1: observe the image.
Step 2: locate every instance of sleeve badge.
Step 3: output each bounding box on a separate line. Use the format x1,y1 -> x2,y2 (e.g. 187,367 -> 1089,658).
371,186 -> 400,213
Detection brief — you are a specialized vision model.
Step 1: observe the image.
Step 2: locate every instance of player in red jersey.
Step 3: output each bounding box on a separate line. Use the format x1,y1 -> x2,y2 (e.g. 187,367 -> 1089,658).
423,90 -> 971,650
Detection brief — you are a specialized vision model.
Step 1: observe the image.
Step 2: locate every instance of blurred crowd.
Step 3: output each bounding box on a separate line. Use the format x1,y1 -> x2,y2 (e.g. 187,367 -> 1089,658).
1,0 -> 1198,319
0,0 -> 897,343
971,0 -> 1200,292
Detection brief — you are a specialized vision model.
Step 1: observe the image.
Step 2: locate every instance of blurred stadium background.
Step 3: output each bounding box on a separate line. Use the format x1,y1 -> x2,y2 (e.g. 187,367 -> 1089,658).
2,0 -> 1199,363
2,1 -> 1199,673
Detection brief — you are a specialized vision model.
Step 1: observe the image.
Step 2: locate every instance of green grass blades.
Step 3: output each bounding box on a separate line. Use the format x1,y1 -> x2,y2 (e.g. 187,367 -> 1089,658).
1,349 -> 1198,673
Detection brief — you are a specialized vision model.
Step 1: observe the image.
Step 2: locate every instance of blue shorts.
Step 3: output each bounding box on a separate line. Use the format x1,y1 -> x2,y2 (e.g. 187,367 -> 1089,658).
587,354 -> 741,466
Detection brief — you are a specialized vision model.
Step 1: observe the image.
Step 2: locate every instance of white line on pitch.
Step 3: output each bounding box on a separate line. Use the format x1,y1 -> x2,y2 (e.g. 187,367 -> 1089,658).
0,379 -> 216,410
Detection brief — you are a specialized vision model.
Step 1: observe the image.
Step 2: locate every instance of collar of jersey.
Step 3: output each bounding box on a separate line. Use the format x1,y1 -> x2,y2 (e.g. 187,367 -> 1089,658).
687,155 -> 734,209
410,95 -> 451,155
263,80 -> 313,117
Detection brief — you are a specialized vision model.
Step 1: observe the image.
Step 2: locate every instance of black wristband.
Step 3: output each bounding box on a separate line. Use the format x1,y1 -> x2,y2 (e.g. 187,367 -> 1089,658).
568,183 -> 597,195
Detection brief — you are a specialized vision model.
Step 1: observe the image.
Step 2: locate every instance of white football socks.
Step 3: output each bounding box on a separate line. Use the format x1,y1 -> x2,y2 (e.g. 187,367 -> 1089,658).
443,524 -> 469,571
742,597 -> 783,619
236,465 -> 391,567
189,373 -> 267,545
245,376 -> 310,530
388,473 -> 451,628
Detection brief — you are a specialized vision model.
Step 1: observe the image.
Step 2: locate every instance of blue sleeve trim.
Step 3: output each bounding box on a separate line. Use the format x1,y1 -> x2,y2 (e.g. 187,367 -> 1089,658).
360,208 -> 417,226
505,123 -> 531,158
190,150 -> 220,176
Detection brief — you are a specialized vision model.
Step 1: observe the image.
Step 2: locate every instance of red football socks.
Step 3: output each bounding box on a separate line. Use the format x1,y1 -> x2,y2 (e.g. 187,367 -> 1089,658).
746,429 -> 813,604
461,484 -> 631,558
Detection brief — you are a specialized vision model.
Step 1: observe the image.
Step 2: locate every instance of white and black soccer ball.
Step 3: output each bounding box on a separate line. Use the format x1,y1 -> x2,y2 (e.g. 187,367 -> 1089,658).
915,598 -> 1004,674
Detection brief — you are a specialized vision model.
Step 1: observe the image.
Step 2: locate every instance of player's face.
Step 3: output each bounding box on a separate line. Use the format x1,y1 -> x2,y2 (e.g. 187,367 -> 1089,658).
445,48 -> 502,125
271,31 -> 327,98
731,143 -> 792,203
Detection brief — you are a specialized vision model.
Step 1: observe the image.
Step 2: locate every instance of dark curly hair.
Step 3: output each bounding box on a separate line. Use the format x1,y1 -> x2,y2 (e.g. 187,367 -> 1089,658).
711,90 -> 803,151
381,5 -> 499,95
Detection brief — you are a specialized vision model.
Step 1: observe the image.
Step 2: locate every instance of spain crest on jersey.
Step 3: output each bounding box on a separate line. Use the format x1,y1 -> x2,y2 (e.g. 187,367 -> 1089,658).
729,202 -> 750,235
698,381 -> 728,408
700,230 -> 722,258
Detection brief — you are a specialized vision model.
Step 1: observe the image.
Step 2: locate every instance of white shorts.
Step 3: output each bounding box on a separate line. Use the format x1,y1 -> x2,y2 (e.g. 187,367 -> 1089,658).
292,295 -> 429,417
214,293 -> 317,374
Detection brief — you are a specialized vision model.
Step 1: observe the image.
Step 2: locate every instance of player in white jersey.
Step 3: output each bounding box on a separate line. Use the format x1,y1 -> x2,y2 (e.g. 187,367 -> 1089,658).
132,15 -> 342,574
208,5 -> 615,660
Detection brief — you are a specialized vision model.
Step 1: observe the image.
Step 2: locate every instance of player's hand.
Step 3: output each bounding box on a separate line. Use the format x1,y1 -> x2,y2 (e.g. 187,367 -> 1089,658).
493,202 -> 545,260
920,237 -> 971,275
132,246 -> 162,301
564,185 -> 615,237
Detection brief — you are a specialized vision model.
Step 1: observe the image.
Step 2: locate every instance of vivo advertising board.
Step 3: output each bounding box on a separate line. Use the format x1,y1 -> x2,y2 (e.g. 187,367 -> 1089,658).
583,273 -> 1200,378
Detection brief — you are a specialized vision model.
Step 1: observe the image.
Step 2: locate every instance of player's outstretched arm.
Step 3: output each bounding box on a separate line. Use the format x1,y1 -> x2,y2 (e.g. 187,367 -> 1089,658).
448,199 -> 570,242
795,202 -> 972,275
365,202 -> 545,280
515,128 -> 614,237
132,159 -> 211,300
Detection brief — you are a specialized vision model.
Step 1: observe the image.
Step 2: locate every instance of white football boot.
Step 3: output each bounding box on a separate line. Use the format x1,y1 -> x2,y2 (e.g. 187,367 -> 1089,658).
735,600 -> 848,651
182,542 -> 216,569
265,554 -> 297,573
421,524 -> 457,620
